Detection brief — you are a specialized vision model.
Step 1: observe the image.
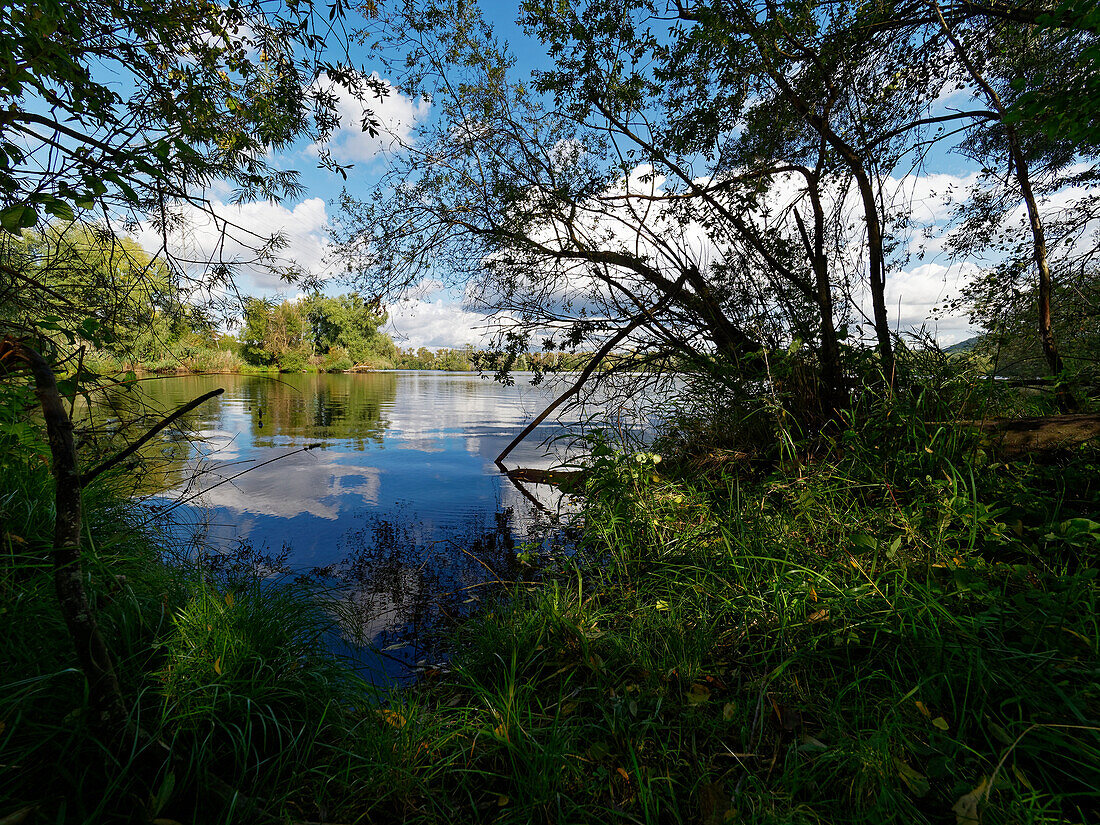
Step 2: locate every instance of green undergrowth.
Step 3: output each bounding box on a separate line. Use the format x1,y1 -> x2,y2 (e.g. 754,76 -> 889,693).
2,378 -> 1098,823
340,408 -> 1099,823
0,425 -> 376,822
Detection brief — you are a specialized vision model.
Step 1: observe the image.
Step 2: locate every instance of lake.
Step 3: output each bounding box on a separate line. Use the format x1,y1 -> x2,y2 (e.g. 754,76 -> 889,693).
97,370 -> 646,683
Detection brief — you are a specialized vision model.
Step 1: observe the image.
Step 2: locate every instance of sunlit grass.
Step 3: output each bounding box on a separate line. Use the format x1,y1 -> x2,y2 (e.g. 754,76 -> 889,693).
325,404 -> 1099,823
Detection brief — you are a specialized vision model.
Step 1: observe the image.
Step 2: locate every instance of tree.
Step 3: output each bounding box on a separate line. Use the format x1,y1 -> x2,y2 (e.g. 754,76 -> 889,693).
303,292 -> 392,363
240,297 -> 276,365
337,0 -> 950,418
2,0 -> 379,339
338,0 -> 835,417
0,0 -> 372,807
339,0 -> 1099,425
0,334 -> 224,782
1,224 -> 179,352
920,1 -> 1099,408
1005,0 -> 1100,148
960,264 -> 1100,380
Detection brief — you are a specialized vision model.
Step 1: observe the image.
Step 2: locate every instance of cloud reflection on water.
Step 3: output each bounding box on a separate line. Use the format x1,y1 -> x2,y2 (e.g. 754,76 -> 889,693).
130,372 -> 584,682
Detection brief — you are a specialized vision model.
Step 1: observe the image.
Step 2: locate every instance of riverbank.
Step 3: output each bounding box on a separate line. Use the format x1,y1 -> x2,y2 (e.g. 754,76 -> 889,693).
81,345 -> 478,376
80,342 -> 610,377
2,386 -> 1098,822
341,412 -> 1098,823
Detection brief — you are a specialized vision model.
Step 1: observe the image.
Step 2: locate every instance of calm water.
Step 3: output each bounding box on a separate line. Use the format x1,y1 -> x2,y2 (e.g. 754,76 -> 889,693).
95,371 -> 637,683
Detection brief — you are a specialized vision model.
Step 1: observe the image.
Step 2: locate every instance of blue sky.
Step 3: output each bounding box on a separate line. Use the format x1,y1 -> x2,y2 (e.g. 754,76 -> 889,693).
139,0 -> 548,350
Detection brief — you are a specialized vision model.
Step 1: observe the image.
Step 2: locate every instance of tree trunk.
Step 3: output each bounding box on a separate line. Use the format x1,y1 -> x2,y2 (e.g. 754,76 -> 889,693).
930,0 -> 1074,411
1,338 -> 131,742
1006,135 -> 1073,410
799,170 -> 849,418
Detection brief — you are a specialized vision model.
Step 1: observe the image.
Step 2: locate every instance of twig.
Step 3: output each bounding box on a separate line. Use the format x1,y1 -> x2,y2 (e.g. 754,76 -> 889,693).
495,275 -> 687,467
80,388 -> 225,487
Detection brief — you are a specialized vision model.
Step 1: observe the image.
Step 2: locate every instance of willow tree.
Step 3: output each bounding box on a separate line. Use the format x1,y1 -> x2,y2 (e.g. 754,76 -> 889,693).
339,0 -> 884,420
341,0 -> 1100,421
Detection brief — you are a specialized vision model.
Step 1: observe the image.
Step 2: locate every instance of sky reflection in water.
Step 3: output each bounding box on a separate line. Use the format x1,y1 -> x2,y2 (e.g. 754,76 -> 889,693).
120,371 -> 616,684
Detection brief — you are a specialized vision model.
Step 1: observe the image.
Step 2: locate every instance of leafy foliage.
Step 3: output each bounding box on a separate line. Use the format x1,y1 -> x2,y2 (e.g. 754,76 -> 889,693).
1006,0 -> 1100,148
0,0 -> 367,229
238,292 -> 397,369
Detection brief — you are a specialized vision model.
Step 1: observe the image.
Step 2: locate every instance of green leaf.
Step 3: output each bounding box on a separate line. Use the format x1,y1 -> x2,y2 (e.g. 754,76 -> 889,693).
0,205 -> 26,234
43,198 -> 75,222
116,180 -> 139,202
852,534 -> 876,550
893,757 -> 931,797
887,536 -> 903,558
12,204 -> 39,229
1060,518 -> 1100,535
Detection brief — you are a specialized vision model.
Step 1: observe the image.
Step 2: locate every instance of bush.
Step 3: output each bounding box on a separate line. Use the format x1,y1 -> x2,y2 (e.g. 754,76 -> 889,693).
276,348 -> 310,372
322,345 -> 354,372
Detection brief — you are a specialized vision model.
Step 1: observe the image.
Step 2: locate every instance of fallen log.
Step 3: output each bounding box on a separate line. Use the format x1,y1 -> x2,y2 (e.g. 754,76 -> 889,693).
504,467 -> 587,492
964,413 -> 1100,458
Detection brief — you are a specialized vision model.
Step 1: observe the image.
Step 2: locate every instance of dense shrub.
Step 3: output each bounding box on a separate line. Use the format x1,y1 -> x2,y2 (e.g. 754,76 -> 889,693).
322,345 -> 354,372
276,348 -> 310,372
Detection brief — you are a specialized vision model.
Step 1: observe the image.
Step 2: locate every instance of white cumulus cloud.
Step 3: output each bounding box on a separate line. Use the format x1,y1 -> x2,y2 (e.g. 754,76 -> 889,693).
135,197 -> 332,294
384,290 -> 489,349
308,74 -> 431,164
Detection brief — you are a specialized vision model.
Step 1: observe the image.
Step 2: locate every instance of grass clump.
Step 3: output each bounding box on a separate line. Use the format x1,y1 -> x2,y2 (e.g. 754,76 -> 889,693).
0,410 -> 377,822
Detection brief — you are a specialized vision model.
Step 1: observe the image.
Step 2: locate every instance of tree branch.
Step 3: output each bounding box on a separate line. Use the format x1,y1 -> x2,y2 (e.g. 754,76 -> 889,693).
495,275 -> 688,467
81,387 -> 226,487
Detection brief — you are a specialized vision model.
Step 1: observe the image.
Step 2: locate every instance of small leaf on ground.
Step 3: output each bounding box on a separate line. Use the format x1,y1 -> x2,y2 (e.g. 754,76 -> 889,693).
952,776 -> 989,824
380,709 -> 406,728
687,683 -> 711,705
893,757 -> 931,797
799,733 -> 828,751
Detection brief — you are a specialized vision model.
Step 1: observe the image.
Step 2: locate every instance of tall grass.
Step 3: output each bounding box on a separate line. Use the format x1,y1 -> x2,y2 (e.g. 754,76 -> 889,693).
0,422 -> 378,822
2,359 -> 1097,823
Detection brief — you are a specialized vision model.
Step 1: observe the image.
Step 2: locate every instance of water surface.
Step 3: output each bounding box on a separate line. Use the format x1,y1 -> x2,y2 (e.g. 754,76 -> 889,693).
98,371 -> 618,682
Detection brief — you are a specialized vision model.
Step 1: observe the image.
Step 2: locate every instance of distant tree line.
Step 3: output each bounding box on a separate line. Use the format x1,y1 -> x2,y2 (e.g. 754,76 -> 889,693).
3,223 -> 624,374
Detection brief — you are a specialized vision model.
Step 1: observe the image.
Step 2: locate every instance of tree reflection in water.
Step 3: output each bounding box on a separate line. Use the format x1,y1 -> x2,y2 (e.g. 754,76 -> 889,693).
191,503 -> 575,685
